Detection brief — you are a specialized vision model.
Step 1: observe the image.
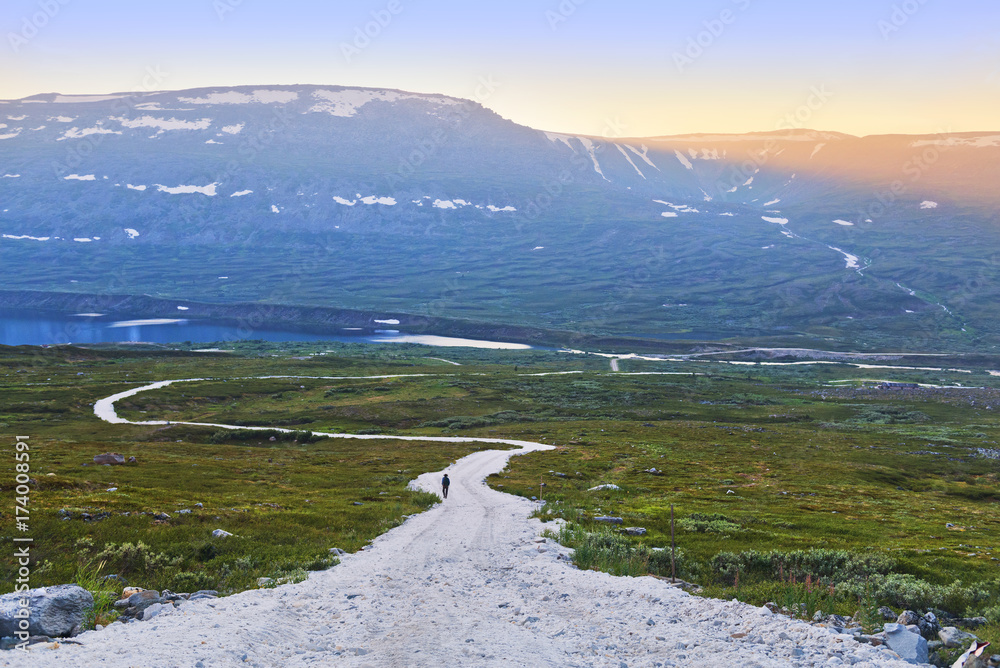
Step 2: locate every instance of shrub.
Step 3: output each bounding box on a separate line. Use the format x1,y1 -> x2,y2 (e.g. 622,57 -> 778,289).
679,513 -> 742,535
710,549 -> 896,584
95,542 -> 181,576
172,571 -> 214,592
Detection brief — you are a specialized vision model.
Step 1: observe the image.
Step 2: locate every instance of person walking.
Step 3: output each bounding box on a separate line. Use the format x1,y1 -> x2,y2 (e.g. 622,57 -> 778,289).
441,473 -> 450,499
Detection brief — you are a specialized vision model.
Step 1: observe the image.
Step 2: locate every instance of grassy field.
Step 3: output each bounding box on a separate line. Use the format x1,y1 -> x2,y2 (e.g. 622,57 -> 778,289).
1,341 -> 998,647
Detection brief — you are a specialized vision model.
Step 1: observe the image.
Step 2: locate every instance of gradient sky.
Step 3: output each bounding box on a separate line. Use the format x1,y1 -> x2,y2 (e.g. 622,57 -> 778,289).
3,0 -> 999,137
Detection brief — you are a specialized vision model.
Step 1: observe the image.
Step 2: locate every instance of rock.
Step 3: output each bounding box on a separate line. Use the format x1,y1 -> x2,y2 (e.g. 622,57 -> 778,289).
177,509 -> 192,514
141,602 -> 170,621
884,623 -> 928,664
588,484 -> 620,491
127,456 -> 137,463
0,585 -> 94,638
917,615 -> 941,640
212,529 -> 233,538
329,548 -> 347,556
826,614 -> 849,628
622,527 -> 647,536
257,578 -> 273,587
120,587 -> 142,599
152,512 -> 171,521
594,516 -> 623,525
352,502 -> 363,506
897,610 -> 922,626
878,606 -> 897,620
645,468 -> 662,475
194,502 -> 203,508
764,602 -> 779,614
813,610 -> 825,622
959,617 -> 989,630
127,590 -> 163,612
93,452 -> 125,465
940,626 -> 978,648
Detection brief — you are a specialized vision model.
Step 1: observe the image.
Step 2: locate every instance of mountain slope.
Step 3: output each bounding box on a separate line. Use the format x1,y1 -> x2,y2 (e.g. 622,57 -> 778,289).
1,84 -> 998,350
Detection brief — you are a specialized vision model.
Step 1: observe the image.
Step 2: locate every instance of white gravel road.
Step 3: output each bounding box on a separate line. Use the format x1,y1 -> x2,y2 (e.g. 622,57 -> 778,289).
8,378 -> 922,667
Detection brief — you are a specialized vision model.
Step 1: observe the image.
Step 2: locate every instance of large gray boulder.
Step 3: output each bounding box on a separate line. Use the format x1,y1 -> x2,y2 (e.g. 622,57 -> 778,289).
883,623 -> 928,664
0,585 -> 93,638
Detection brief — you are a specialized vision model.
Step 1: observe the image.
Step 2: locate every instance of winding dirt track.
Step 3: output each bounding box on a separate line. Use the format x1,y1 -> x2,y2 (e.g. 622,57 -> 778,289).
9,377 -> 916,667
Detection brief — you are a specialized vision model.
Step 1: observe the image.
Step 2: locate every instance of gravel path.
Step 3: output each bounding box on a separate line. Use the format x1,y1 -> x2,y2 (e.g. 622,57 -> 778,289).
8,378 -> 920,667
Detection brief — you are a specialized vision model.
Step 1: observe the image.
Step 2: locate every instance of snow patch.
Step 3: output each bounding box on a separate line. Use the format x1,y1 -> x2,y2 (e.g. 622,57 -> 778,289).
833,219 -> 854,226
52,94 -> 131,103
124,228 -> 139,239
6,115 -> 26,121
615,144 -> 645,179
912,135 -> 1000,148
221,123 -> 244,134
920,201 -> 938,209
433,199 -> 458,209
64,174 -> 96,181
333,196 -> 356,206
374,319 -> 400,325
179,90 -> 299,105
126,184 -> 147,191
828,246 -> 861,270
762,216 -> 788,225
763,199 -> 780,206
360,195 -> 396,205
57,126 -> 121,140
674,150 -> 694,170
487,205 -> 516,212
116,115 -> 211,131
271,205 -> 281,213
309,89 -> 459,117
809,143 -> 826,159
577,137 -> 608,181
543,132 -> 577,151
205,139 -> 222,144
154,183 -> 218,196
73,237 -> 93,242
2,174 -> 20,178
50,116 -> 75,122
230,190 -> 253,197
661,212 -> 678,218
3,234 -> 49,241
624,144 -> 659,170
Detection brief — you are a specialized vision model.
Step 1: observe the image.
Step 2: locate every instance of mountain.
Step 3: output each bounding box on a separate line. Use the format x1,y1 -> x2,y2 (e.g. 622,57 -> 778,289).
1,84 -> 999,350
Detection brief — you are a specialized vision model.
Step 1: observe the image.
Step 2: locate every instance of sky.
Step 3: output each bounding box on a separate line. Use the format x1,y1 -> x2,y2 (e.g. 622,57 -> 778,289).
3,0 -> 999,137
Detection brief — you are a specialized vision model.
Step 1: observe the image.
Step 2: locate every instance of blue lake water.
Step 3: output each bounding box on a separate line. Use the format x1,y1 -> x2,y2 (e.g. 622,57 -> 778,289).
0,309 -> 532,349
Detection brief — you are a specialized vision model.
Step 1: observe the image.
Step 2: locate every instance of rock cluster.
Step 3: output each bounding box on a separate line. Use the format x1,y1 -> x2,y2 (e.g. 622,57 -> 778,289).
763,603 -> 995,666
0,585 -> 93,642
113,588 -> 219,622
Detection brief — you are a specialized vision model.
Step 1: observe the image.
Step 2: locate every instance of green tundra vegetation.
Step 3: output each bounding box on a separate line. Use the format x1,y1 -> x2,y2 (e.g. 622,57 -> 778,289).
0,341 -> 998,644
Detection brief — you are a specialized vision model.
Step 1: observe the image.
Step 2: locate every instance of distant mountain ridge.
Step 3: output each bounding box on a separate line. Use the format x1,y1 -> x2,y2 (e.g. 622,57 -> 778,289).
1,84 -> 998,350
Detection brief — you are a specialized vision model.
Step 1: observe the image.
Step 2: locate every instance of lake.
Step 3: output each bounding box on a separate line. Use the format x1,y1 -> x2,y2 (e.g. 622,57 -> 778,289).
0,309 -> 532,349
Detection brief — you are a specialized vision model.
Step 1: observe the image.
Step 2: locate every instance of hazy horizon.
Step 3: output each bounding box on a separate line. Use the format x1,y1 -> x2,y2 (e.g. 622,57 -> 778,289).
3,1 -> 999,137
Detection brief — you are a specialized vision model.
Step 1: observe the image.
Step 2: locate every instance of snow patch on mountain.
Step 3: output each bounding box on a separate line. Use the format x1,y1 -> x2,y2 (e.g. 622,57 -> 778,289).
230,190 -> 253,197
58,126 -> 121,141
271,205 -> 281,213
309,89 -> 459,117
487,205 -> 516,212
615,144 -> 645,179
179,90 -> 299,105
221,123 -> 244,134
64,174 -> 96,181
828,246 -> 861,270
763,198 -> 781,206
810,143 -> 826,159
920,201 -> 938,209
543,132 -> 577,151
359,195 -> 396,205
833,219 -> 854,226
912,135 -> 1000,148
333,196 -> 356,206
624,144 -> 658,170
655,200 -> 699,214
126,184 -> 147,191
155,183 -> 219,196
116,116 -> 212,131
433,199 -> 458,209
7,115 -> 26,121
577,137 -> 608,181
674,150 -> 694,170
2,174 -> 20,178
124,228 -> 139,239
3,234 -> 50,241
762,216 -> 788,224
